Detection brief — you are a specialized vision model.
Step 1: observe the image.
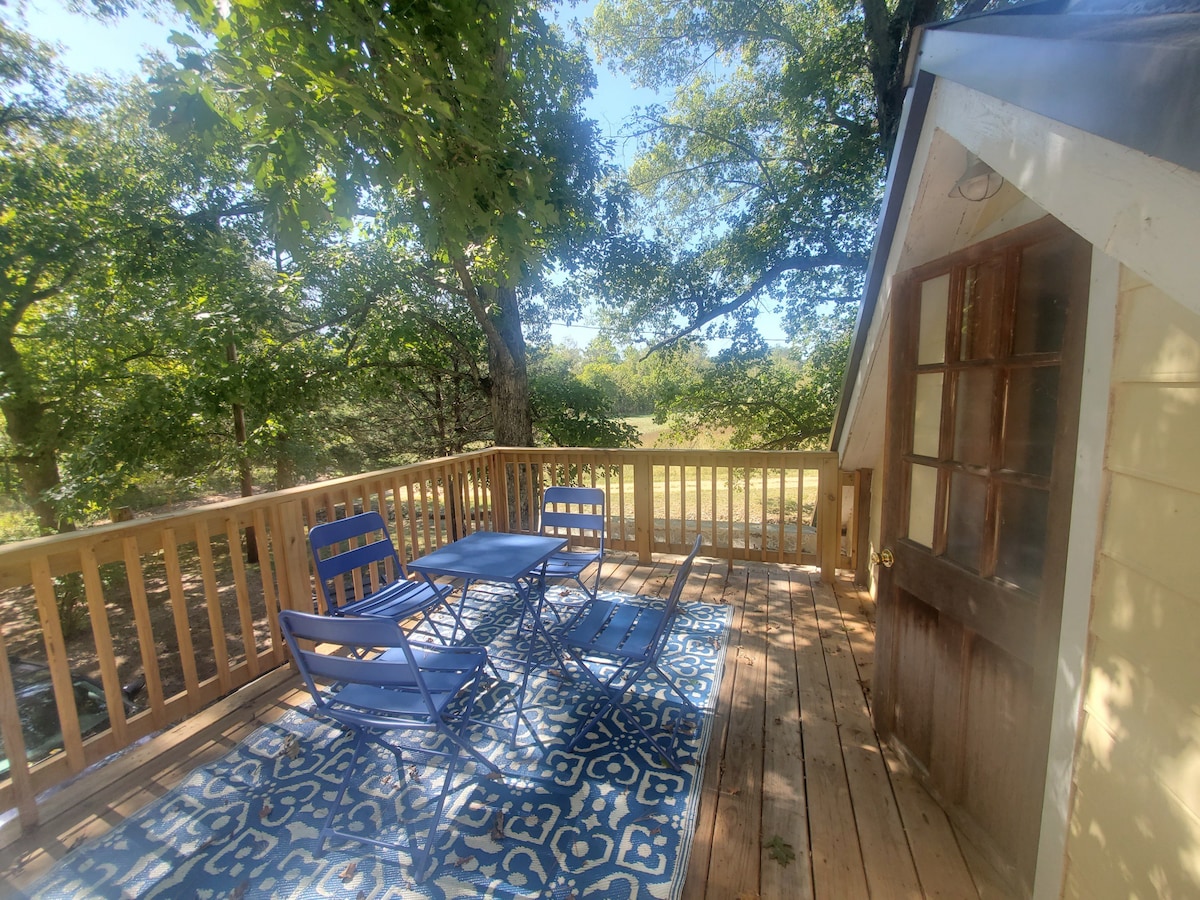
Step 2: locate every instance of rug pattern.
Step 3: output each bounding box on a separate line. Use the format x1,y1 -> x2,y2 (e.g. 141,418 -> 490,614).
28,588 -> 731,899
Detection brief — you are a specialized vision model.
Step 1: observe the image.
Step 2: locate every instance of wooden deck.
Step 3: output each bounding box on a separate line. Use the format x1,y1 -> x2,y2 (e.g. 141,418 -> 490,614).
0,554 -> 1014,899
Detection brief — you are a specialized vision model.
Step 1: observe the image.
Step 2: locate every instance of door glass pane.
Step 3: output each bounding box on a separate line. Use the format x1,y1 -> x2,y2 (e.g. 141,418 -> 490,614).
918,274 -> 950,365
961,259 -> 1004,361
1003,366 -> 1060,477
908,463 -> 938,549
953,368 -> 995,467
996,483 -> 1049,593
1013,238 -> 1072,355
945,472 -> 988,572
913,373 -> 944,458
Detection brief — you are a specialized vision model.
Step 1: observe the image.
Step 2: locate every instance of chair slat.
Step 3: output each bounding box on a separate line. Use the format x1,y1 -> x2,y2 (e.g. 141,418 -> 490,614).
586,605 -> 641,655
307,512 -> 454,636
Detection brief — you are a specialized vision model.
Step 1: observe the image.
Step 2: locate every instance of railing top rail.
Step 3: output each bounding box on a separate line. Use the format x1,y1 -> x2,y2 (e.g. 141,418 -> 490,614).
0,445 -> 839,565
490,446 -> 838,460
0,449 -> 500,563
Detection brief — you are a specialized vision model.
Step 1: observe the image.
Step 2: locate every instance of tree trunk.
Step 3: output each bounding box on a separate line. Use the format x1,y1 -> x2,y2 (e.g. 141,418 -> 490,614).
450,254 -> 534,449
275,434 -> 298,490
861,0 -> 942,161
484,282 -> 534,448
0,333 -> 72,534
227,343 -> 259,562
448,258 -> 534,529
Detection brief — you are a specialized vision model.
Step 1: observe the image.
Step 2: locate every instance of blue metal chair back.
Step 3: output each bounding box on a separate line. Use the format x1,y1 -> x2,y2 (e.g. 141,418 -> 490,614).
642,532 -> 703,661
281,611 -> 430,721
537,486 -> 606,601
308,511 -> 455,630
308,511 -> 403,613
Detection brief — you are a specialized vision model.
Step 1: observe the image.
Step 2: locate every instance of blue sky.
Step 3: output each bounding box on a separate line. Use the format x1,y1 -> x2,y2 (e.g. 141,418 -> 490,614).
18,0 -> 653,152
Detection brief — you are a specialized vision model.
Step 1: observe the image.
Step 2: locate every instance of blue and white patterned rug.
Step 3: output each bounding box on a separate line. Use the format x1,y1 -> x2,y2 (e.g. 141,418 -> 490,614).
26,587 -> 731,899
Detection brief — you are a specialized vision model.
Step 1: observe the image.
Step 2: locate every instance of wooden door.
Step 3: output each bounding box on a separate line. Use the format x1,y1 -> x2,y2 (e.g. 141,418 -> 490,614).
873,217 -> 1091,894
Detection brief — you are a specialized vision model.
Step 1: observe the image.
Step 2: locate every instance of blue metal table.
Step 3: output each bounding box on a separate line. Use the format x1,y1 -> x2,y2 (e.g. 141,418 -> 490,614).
408,531 -> 568,745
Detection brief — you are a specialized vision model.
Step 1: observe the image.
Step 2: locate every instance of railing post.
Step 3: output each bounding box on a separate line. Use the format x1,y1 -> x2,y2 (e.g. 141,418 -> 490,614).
491,449 -> 511,534
274,499 -> 312,614
817,455 -> 839,583
634,453 -> 653,564
853,468 -> 873,586
0,631 -> 37,830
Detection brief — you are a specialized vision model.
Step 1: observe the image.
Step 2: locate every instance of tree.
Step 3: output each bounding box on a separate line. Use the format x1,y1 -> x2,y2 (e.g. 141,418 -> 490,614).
159,0 -> 609,448
530,346 -> 640,448
0,33 -> 217,530
301,234 -> 496,465
577,338 -> 658,417
579,0 -> 905,357
657,329 -> 852,450
0,20 -> 323,531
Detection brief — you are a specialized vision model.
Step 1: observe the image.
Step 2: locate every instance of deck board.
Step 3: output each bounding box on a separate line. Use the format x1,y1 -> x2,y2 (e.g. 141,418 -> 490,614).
0,554 -> 1009,899
707,563 -> 768,895
760,564 -> 813,899
791,568 -> 872,899
813,576 -> 923,899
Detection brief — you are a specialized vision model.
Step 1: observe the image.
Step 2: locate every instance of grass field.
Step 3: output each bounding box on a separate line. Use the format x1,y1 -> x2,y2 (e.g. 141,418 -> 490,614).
625,415 -> 734,450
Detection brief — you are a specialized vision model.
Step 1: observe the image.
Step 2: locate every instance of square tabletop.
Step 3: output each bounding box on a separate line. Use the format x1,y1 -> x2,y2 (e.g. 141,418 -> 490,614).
407,531 -> 567,583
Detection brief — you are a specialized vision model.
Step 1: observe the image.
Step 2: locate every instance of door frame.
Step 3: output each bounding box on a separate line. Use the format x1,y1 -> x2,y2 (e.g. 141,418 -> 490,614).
1030,251 -> 1118,899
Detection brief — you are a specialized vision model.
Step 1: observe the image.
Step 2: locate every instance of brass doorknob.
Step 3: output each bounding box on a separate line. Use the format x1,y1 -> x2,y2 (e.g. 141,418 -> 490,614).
871,548 -> 895,568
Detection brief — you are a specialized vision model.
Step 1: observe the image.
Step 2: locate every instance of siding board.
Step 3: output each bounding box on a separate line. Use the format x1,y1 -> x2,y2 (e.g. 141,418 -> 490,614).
1066,274 -> 1200,899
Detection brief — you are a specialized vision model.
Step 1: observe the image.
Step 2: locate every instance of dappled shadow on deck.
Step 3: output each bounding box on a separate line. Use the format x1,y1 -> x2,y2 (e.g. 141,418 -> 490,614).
0,555 -> 1011,899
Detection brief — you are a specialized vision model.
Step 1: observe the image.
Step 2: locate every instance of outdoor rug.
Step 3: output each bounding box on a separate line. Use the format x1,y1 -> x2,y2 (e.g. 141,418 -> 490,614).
25,586 -> 732,899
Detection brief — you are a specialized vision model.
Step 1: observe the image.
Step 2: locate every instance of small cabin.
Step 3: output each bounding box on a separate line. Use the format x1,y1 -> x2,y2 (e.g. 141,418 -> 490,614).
834,4 -> 1200,897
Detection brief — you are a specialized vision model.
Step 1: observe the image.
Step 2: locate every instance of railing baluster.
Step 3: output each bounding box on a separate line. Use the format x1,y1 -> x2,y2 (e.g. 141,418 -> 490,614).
253,509 -> 284,662
193,519 -> 231,695
162,527 -> 201,710
122,536 -> 166,726
79,545 -> 127,744
224,517 -> 260,680
0,638 -> 37,827
30,557 -> 84,772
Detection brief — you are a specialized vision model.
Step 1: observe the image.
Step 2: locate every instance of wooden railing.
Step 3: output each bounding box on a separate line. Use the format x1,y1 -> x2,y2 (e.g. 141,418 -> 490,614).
0,447 -> 853,836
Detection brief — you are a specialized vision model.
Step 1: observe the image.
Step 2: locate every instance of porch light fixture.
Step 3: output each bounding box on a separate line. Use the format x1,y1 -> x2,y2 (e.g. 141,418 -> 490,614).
949,153 -> 1004,201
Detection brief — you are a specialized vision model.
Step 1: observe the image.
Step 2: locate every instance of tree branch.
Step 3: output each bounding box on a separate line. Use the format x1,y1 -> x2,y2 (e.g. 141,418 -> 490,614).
641,249 -> 867,358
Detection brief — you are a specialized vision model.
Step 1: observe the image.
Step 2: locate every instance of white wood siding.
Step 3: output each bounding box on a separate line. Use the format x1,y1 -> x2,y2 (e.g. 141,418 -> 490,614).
1063,271 -> 1200,899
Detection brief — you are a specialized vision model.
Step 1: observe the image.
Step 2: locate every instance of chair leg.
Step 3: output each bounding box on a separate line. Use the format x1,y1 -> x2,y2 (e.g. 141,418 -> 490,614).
452,679 -> 505,774
563,650 -> 691,770
429,594 -> 473,644
564,691 -> 617,753
319,729 -> 369,852
651,663 -> 699,712
408,741 -> 467,879
319,722 -> 496,881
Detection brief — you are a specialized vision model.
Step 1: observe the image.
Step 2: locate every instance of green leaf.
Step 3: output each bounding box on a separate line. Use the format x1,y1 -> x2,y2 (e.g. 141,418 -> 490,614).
167,31 -> 203,50
764,834 -> 796,867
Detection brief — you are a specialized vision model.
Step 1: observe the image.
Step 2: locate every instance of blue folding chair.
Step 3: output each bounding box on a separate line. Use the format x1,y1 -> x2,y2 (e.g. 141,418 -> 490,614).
308,511 -> 461,640
533,486 -> 606,605
279,610 -> 500,880
559,534 -> 704,769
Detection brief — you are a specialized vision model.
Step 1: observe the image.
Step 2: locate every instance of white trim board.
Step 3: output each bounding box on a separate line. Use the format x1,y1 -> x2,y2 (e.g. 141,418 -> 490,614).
934,78 -> 1200,318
